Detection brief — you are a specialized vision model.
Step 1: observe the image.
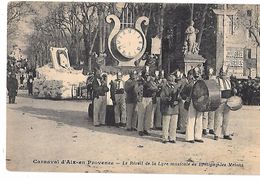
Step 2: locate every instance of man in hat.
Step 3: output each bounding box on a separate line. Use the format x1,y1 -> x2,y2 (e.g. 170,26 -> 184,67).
125,70 -> 138,131
135,70 -> 158,136
110,71 -> 126,127
7,73 -> 18,104
92,69 -> 109,126
214,65 -> 235,140
181,67 -> 204,143
160,74 -> 182,143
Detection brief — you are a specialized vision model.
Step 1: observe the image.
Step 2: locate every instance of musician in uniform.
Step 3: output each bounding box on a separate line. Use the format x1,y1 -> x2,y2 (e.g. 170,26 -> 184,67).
151,70 -> 165,129
160,74 -> 182,143
125,70 -> 138,131
92,69 -> 109,126
175,70 -> 188,134
181,67 -> 204,143
135,70 -> 158,136
202,67 -> 216,135
214,66 -> 236,140
110,72 -> 127,127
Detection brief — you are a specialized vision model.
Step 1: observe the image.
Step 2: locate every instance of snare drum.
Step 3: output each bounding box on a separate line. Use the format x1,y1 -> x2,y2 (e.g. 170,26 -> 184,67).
226,96 -> 242,111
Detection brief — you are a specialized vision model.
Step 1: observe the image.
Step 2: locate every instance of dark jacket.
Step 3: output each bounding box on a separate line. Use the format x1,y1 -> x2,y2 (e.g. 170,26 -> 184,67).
125,78 -> 138,104
180,79 -> 194,101
92,77 -> 109,98
7,77 -> 18,96
143,79 -> 158,98
160,83 -> 181,115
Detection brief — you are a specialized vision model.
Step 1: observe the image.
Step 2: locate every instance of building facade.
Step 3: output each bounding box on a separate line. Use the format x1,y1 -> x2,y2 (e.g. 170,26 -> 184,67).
214,5 -> 260,78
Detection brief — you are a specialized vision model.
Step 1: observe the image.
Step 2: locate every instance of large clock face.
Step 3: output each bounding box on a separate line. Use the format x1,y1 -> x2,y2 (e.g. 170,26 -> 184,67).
115,28 -> 144,59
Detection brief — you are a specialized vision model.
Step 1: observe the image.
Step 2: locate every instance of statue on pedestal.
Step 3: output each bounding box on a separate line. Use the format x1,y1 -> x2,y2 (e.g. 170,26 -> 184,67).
183,21 -> 199,55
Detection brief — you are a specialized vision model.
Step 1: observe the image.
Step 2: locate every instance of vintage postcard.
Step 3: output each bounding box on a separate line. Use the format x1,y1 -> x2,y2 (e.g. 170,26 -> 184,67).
6,1 -> 260,175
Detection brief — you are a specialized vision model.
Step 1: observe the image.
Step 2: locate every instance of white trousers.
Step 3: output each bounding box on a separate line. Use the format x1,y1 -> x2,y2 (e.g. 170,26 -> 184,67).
178,99 -> 188,132
151,97 -> 162,128
202,111 -> 215,130
162,115 -> 178,141
126,103 -> 137,130
93,96 -> 107,126
186,100 -> 203,141
214,100 -> 230,137
137,98 -> 153,132
114,94 -> 126,124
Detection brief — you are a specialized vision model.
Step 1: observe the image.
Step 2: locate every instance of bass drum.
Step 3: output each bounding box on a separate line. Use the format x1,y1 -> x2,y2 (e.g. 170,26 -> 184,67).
226,96 -> 242,111
192,79 -> 221,112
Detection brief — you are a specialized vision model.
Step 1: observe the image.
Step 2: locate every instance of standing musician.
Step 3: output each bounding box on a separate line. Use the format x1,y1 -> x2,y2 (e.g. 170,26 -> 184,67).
92,69 -> 109,127
110,72 -> 127,127
151,70 -> 165,129
125,70 -> 138,131
214,65 -> 236,140
135,69 -> 158,136
160,74 -> 182,143
202,67 -> 216,135
181,67 -> 204,143
175,70 -> 188,133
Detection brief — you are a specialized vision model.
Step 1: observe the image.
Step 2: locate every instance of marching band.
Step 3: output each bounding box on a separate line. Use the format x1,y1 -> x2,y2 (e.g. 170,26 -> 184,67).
89,63 -> 239,143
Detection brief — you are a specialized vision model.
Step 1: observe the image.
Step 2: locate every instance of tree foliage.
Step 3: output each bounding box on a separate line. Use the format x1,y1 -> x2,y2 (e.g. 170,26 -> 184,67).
7,2 -> 36,36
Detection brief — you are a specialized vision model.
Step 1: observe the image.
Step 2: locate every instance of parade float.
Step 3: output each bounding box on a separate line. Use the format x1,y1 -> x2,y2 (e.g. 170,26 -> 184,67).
33,47 -> 86,99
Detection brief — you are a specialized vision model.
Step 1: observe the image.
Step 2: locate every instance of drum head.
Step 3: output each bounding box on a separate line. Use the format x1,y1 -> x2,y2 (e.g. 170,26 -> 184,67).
227,96 -> 242,111
192,80 -> 209,112
192,80 -> 221,112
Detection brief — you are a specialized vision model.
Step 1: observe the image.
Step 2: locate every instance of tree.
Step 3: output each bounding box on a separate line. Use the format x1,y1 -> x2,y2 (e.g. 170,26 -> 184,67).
7,2 -> 36,36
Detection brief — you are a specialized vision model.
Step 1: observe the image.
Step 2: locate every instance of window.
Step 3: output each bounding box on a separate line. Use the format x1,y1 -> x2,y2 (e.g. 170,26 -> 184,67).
247,10 -> 252,17
246,49 -> 251,59
248,20 -> 252,38
227,15 -> 234,35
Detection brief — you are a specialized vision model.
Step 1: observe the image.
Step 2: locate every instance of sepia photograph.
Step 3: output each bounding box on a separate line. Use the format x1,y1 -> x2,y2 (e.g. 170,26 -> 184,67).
5,0 -> 260,175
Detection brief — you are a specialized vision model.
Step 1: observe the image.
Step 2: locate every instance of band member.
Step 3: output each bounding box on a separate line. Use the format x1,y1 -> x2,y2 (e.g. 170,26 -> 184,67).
125,70 -> 138,131
92,69 -> 109,126
214,66 -> 236,140
175,70 -> 188,133
7,73 -> 18,104
160,74 -> 182,143
151,70 -> 165,129
181,67 -> 204,143
135,70 -> 158,136
202,67 -> 216,135
110,72 -> 126,127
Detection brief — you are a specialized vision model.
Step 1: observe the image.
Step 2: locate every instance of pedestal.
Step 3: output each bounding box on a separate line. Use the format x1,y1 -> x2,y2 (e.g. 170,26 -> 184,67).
173,53 -> 206,75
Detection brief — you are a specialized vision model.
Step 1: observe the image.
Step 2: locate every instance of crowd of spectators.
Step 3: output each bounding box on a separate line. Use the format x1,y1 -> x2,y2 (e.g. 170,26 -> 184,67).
231,76 -> 260,105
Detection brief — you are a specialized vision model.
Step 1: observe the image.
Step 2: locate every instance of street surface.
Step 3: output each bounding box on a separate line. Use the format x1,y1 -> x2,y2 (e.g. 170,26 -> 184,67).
6,91 -> 260,174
